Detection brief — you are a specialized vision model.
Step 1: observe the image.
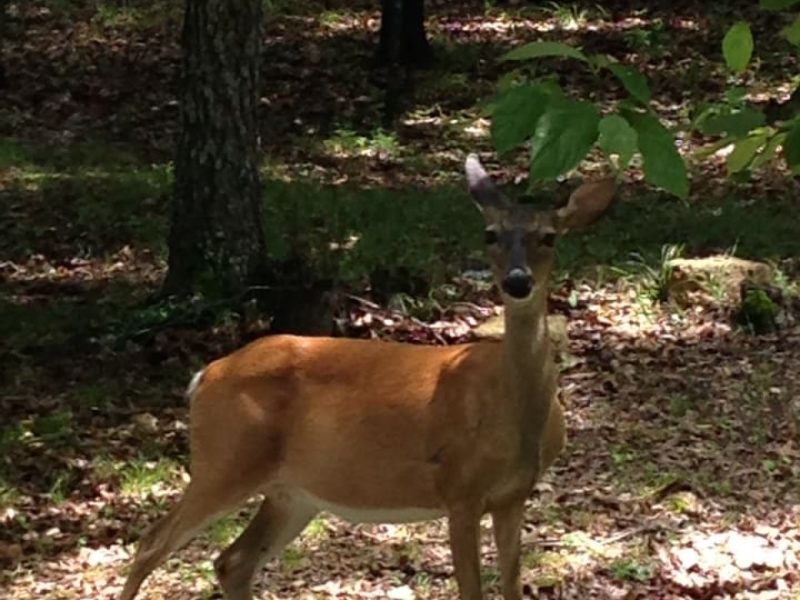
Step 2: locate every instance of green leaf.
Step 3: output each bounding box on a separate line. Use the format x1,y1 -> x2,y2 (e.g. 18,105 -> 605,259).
726,134 -> 768,174
693,135 -> 737,160
607,64 -> 651,104
530,101 -> 600,180
491,85 -> 552,154
589,54 -> 612,68
724,87 -> 748,106
783,122 -> 800,173
502,41 -> 588,62
700,108 -> 766,137
750,132 -> 787,169
722,22 -> 753,73
597,115 -> 638,169
535,78 -> 566,99
626,112 -> 689,198
782,15 -> 800,44
495,70 -> 521,94
760,0 -> 800,9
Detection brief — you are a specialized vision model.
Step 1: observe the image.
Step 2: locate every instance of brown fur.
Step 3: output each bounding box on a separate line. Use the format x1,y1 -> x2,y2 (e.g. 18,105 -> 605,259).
188,335 -> 565,511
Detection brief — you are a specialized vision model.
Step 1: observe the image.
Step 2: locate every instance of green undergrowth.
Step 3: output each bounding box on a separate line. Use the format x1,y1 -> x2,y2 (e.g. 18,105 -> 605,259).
4,138 -> 800,290
3,136 -> 800,358
36,0 -> 183,28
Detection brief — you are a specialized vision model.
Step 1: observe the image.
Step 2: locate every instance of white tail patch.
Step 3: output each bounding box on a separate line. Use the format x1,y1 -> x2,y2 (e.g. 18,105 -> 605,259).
185,370 -> 205,401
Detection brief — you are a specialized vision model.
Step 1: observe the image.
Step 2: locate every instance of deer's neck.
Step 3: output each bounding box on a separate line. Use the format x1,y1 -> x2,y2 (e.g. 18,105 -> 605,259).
500,290 -> 555,438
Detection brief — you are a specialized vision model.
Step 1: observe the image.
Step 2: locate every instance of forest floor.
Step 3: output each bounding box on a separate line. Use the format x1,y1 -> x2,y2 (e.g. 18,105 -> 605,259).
2,1 -> 800,599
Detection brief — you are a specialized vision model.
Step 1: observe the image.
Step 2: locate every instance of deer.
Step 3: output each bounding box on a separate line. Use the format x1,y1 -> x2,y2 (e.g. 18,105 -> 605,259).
119,154 -> 615,600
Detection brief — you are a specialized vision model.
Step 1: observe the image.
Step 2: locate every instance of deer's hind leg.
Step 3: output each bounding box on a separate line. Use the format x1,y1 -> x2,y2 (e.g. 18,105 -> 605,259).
214,491 -> 317,600
119,480 -> 250,600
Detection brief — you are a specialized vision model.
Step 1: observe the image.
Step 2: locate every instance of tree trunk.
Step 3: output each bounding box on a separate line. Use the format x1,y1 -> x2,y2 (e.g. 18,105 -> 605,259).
378,0 -> 432,67
163,0 -> 267,297
0,0 -> 10,88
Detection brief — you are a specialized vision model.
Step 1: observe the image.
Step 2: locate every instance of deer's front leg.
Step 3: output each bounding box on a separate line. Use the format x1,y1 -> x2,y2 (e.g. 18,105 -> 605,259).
448,506 -> 483,600
491,501 -> 525,600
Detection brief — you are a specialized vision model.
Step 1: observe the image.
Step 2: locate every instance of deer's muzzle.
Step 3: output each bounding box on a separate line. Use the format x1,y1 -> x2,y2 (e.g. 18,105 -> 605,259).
502,268 -> 533,299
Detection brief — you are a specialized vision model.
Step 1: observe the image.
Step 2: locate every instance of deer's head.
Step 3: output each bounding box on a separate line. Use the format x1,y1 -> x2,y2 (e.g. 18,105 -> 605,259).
466,154 -> 615,304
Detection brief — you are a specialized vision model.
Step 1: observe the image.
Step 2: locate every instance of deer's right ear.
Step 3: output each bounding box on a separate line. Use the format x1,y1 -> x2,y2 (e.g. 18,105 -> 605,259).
465,154 -> 510,217
555,178 -> 615,232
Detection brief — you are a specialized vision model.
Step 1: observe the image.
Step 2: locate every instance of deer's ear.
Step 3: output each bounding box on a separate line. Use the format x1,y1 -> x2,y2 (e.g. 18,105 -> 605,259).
555,178 -> 615,232
465,154 -> 510,218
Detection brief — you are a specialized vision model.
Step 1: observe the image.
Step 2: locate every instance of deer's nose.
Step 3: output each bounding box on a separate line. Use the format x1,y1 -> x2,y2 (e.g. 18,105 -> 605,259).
502,268 -> 533,299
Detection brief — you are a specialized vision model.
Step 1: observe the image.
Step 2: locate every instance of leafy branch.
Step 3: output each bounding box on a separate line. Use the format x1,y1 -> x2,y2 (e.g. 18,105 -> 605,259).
693,0 -> 800,176
491,40 -> 688,198
490,0 -> 800,198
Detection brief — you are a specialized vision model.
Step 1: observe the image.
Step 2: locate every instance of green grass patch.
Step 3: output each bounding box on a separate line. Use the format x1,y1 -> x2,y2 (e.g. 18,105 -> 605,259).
263,183 -> 800,295
0,298 -> 94,350
205,514 -> 245,547
0,471 -> 22,511
46,471 -> 74,504
610,444 -> 637,467
174,558 -> 216,594
31,409 -> 75,444
91,455 -> 121,484
119,457 -> 183,498
321,127 -> 400,159
0,138 -> 32,170
608,557 -> 654,582
1,137 -> 147,172
281,545 -> 309,571
2,161 -> 799,370
480,567 -> 501,587
0,294 -> 152,355
3,135 -> 800,300
40,0 -> 184,29
669,393 -> 696,417
303,515 -> 329,540
0,410 -> 77,453
262,180 -> 482,294
0,421 -> 29,454
70,378 -> 121,412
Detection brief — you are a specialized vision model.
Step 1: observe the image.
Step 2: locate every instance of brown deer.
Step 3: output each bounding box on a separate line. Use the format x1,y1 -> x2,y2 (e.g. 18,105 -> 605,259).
119,154 -> 614,600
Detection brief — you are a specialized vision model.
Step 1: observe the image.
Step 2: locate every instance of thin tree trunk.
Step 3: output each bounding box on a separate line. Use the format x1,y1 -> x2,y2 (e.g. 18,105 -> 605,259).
163,0 -> 267,297
378,0 -> 432,67
0,0 -> 10,88
401,0 -> 431,65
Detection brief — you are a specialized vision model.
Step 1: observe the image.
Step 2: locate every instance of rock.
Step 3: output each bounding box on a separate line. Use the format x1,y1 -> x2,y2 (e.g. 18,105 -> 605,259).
132,412 -> 159,434
667,256 -> 773,306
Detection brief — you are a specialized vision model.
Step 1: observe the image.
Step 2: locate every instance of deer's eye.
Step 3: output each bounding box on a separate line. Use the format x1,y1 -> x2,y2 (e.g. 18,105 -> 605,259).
484,229 -> 499,245
540,232 -> 557,246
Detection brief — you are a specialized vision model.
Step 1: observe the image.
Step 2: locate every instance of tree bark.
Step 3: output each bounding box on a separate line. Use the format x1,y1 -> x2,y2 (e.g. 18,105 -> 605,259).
0,0 -> 10,88
378,0 -> 433,67
163,0 -> 267,297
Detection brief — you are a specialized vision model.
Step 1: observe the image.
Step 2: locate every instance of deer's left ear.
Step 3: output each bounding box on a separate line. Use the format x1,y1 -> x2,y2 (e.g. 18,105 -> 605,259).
465,154 -> 511,218
555,178 -> 615,232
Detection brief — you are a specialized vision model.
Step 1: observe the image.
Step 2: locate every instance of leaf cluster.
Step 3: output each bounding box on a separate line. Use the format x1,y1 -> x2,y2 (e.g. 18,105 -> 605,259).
695,0 -> 800,176
491,42 -> 687,198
